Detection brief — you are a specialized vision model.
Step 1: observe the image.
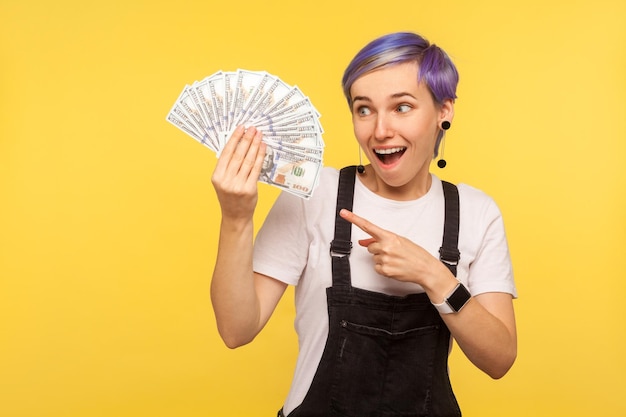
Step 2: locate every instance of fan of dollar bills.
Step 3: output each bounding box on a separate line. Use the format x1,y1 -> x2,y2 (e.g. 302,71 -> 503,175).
166,69 -> 324,199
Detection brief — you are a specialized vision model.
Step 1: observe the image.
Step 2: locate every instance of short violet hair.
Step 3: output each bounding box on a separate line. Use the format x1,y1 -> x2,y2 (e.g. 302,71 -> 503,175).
342,32 -> 459,108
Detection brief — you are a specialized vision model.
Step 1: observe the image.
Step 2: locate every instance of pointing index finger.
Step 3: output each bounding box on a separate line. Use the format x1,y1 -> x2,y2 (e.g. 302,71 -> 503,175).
339,209 -> 386,240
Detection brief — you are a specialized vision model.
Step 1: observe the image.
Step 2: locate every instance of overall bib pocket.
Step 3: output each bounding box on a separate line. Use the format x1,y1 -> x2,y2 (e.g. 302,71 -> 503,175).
330,320 -> 440,417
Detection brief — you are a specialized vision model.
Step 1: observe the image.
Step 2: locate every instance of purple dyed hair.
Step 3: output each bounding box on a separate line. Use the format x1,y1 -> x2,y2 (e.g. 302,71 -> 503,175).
342,32 -> 460,157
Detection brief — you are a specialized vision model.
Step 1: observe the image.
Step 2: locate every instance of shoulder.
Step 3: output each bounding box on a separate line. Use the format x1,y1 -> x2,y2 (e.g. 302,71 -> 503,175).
302,166 -> 340,217
452,182 -> 509,252
432,176 -> 499,211
304,166 -> 341,203
436,178 -> 505,232
318,166 -> 340,187
455,182 -> 502,217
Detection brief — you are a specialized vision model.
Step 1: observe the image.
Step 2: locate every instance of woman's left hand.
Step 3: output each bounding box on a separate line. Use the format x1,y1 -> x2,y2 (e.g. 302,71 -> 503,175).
339,208 -> 452,289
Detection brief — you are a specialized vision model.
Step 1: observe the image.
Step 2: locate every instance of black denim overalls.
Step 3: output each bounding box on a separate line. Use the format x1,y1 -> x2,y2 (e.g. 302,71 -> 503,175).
280,166 -> 462,417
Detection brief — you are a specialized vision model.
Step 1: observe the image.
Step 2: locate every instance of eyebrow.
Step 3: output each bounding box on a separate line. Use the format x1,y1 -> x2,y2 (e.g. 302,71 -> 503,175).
352,92 -> 417,103
351,95 -> 370,103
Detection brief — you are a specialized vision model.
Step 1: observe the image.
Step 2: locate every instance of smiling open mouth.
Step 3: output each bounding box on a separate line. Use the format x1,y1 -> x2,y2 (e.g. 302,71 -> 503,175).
374,147 -> 407,165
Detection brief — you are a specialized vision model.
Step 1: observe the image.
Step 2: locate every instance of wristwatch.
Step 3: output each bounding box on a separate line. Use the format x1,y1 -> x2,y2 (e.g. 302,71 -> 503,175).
432,281 -> 471,314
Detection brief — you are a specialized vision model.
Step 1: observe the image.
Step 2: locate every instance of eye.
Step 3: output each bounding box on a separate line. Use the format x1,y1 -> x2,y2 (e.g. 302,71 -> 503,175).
396,104 -> 412,113
356,106 -> 371,116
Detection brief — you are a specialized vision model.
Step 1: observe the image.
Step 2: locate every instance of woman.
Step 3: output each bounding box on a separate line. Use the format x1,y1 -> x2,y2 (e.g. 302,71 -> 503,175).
210,32 -> 517,416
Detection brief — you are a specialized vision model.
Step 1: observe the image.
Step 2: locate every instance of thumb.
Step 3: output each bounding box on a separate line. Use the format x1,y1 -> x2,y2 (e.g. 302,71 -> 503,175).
358,237 -> 377,247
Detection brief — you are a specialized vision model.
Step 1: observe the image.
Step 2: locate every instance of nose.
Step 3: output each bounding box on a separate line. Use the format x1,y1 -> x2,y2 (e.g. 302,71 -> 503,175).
374,114 -> 393,140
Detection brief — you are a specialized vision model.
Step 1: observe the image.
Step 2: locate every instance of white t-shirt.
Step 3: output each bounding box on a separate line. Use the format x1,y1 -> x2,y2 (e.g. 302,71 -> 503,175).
253,167 -> 517,415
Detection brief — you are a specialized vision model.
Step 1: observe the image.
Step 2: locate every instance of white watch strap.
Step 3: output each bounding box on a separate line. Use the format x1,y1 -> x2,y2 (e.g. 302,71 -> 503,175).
432,281 -> 468,314
432,298 -> 455,314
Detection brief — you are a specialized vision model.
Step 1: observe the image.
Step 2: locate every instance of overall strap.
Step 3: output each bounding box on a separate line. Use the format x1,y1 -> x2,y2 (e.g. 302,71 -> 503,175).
330,169 -> 460,285
439,181 -> 460,277
330,166 -> 357,287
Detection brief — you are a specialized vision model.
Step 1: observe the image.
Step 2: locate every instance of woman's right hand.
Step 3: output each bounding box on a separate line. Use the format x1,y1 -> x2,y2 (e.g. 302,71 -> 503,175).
210,125 -> 266,221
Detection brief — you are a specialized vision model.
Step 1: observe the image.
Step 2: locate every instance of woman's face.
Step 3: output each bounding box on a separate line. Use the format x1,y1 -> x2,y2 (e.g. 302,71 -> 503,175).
350,61 -> 453,199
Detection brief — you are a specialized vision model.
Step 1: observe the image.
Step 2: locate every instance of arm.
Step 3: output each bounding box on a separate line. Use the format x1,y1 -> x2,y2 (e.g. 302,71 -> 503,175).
442,291 -> 516,379
210,126 -> 288,349
422,259 -> 516,378
340,209 -> 517,378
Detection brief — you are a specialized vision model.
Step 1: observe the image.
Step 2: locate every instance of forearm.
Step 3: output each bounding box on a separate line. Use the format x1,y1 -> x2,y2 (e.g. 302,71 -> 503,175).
210,217 -> 260,348
423,263 -> 517,379
441,295 -> 517,379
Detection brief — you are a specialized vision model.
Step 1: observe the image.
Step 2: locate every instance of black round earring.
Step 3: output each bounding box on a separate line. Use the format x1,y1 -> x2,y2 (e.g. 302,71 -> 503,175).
437,121 -> 451,168
357,146 -> 365,174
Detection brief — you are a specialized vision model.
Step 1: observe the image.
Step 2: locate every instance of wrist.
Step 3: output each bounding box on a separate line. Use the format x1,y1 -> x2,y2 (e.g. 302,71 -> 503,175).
432,280 -> 471,314
422,260 -> 458,303
220,215 -> 254,236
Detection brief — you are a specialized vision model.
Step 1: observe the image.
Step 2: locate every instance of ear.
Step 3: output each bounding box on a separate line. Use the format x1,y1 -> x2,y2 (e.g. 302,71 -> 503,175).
438,99 -> 455,125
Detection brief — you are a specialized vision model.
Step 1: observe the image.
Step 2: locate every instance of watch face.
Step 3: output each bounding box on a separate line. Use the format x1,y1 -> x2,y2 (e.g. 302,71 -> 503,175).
447,283 -> 471,312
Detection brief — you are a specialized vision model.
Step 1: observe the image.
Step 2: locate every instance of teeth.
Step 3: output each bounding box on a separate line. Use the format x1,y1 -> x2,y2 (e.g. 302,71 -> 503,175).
375,147 -> 405,155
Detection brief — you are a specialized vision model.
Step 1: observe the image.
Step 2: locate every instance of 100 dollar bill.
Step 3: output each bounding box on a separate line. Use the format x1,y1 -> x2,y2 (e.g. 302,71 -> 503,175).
259,145 -> 322,199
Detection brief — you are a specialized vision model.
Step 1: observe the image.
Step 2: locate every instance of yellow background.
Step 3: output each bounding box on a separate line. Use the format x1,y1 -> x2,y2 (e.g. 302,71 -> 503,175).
1,0 -> 625,416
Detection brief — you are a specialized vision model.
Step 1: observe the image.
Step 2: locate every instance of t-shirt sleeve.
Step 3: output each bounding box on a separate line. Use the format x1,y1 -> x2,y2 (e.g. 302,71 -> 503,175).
466,195 -> 518,298
253,191 -> 310,286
